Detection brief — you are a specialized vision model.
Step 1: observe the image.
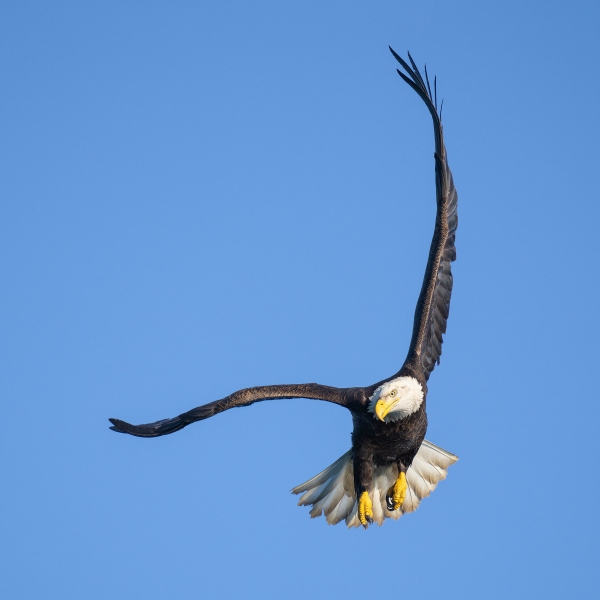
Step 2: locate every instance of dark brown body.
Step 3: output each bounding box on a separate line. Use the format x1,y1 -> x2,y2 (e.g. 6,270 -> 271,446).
349,364 -> 429,497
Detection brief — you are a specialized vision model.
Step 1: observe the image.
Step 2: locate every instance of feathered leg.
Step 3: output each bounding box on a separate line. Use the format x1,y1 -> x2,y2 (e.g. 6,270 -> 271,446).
353,452 -> 374,528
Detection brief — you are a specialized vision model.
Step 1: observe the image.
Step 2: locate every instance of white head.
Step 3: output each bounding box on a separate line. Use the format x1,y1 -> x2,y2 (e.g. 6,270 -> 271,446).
367,376 -> 424,423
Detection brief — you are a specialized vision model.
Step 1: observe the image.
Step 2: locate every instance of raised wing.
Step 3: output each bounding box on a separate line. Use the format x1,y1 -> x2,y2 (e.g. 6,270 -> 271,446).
109,383 -> 356,437
391,48 -> 458,380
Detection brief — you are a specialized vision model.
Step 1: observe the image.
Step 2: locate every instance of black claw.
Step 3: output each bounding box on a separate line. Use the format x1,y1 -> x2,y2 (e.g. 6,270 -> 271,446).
366,516 -> 373,524
386,497 -> 394,511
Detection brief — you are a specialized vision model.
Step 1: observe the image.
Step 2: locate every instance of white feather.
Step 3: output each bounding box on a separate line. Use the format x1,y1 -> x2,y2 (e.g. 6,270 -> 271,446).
345,502 -> 359,528
367,376 -> 424,422
291,439 -> 458,527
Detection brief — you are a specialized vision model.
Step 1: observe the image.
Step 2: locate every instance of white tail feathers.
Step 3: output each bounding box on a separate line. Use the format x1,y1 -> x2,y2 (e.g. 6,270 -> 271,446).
291,440 -> 458,528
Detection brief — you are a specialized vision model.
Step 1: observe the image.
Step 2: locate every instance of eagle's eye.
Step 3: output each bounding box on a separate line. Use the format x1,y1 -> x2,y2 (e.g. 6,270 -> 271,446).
390,390 -> 396,397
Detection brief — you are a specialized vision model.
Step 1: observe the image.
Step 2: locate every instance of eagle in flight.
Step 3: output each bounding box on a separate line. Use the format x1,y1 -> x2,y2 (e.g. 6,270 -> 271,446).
110,48 -> 459,528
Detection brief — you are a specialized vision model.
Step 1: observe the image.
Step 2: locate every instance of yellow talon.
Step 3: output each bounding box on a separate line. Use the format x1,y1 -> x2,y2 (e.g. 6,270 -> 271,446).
358,491 -> 373,527
387,472 -> 407,510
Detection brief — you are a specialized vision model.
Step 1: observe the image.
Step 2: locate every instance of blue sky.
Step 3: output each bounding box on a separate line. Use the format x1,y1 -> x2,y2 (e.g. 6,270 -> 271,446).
2,1 -> 599,598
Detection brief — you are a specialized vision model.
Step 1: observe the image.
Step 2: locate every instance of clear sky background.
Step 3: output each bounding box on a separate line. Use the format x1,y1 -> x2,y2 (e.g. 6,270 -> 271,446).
2,1 -> 599,598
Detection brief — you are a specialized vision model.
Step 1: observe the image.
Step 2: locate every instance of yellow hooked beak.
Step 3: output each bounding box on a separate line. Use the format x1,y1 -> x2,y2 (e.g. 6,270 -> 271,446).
375,398 -> 395,421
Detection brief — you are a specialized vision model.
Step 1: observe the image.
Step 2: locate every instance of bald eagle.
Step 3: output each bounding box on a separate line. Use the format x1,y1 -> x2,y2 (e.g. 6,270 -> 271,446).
110,48 -> 459,528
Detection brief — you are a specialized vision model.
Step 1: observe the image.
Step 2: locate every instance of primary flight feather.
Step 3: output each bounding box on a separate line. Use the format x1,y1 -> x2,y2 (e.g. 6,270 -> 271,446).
110,47 -> 459,528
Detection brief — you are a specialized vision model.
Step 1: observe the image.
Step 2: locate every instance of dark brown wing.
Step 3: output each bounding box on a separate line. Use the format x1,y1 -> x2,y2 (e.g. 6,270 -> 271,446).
109,383 -> 354,437
390,48 -> 458,380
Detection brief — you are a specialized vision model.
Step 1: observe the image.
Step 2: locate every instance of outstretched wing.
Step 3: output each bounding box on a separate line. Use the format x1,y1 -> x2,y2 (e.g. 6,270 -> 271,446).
109,383 -> 355,437
391,48 -> 458,381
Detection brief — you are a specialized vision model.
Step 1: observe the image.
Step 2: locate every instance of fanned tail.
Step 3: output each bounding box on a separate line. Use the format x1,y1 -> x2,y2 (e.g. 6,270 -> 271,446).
291,440 -> 458,528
